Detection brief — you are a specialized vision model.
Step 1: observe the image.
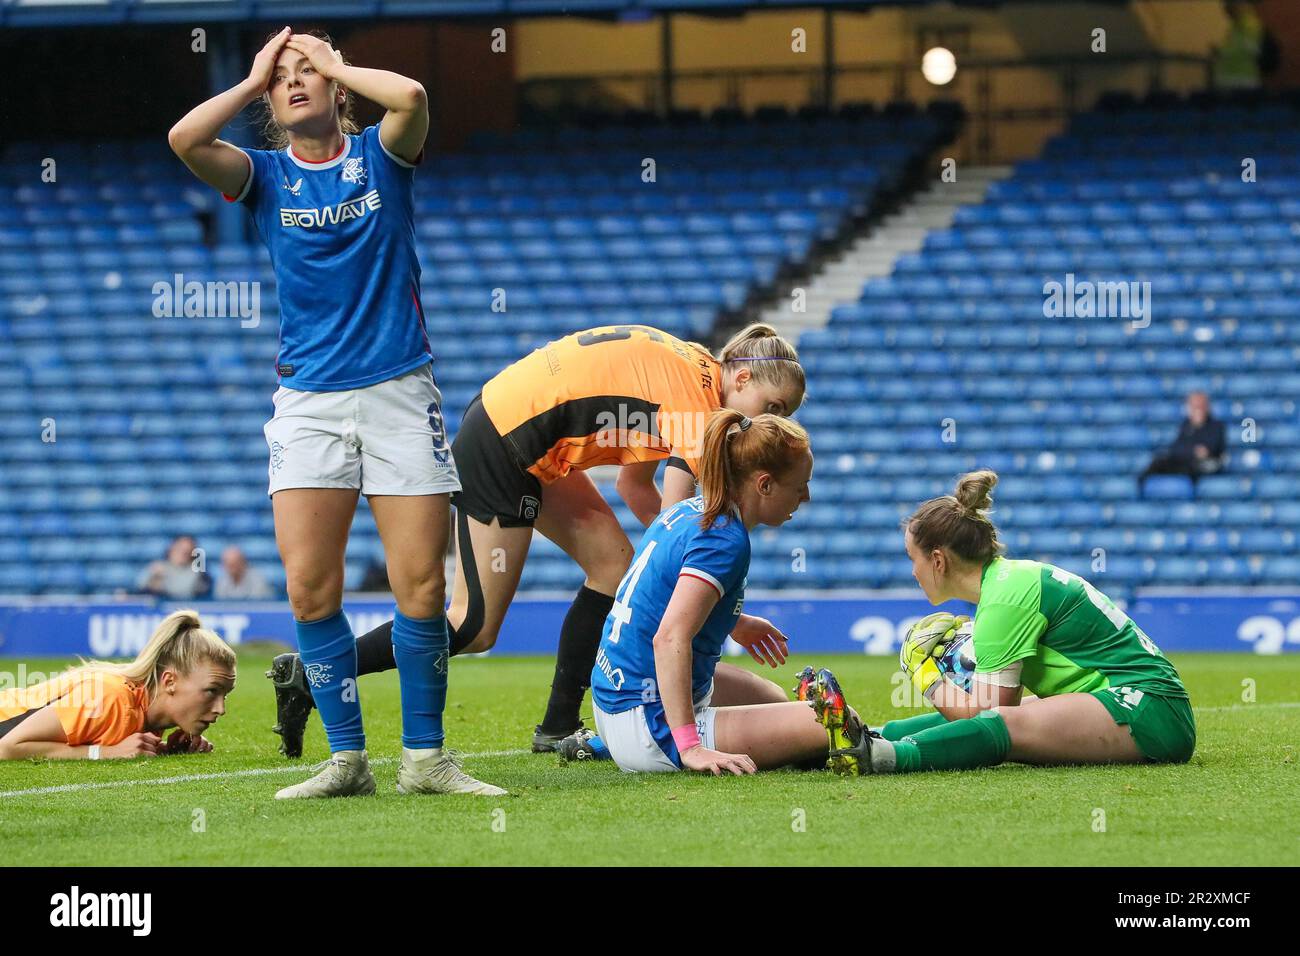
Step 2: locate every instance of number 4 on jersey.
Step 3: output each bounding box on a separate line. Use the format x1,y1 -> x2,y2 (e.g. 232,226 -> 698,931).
608,541 -> 658,645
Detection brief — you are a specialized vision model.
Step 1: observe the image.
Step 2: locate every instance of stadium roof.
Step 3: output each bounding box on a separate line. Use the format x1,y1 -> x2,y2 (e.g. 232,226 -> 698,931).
0,0 -> 1084,30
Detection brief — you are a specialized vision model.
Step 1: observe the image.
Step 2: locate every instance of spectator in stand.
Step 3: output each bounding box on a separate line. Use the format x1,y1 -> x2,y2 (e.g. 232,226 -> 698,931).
1139,391 -> 1227,494
138,535 -> 213,600
215,546 -> 275,600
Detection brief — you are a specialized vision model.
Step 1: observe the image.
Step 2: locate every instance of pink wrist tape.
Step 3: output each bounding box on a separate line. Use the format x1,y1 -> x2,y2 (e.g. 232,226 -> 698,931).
671,723 -> 702,753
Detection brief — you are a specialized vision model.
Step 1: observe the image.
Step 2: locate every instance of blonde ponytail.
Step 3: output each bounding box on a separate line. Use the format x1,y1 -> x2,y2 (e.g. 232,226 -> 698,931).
69,609 -> 236,699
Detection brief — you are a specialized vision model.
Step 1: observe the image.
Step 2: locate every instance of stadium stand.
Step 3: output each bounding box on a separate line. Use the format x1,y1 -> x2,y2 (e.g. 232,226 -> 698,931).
5,95 -> 1295,599
797,93 -> 1300,597
0,106 -> 946,595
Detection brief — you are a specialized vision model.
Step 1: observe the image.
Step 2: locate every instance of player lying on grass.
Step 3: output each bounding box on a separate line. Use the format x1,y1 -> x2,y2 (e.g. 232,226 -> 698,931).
0,610 -> 234,760
170,28 -> 501,797
267,323 -> 806,758
806,469 -> 1196,774
588,408 -> 857,775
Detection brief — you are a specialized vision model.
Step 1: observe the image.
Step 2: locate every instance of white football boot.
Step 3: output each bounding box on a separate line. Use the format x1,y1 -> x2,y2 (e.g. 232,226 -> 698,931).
275,750 -> 376,799
396,748 -> 507,796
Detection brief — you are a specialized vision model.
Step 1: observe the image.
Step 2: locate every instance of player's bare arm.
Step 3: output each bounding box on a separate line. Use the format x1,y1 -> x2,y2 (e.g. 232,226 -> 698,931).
0,707 -> 158,760
930,676 -> 1021,722
615,460 -> 663,526
284,33 -> 428,163
168,27 -> 292,195
652,567 -> 756,776
659,461 -> 699,514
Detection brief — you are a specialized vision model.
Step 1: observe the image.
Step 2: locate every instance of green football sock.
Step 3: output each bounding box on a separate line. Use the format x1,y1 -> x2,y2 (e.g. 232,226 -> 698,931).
878,711 -> 949,741
885,711 -> 1011,773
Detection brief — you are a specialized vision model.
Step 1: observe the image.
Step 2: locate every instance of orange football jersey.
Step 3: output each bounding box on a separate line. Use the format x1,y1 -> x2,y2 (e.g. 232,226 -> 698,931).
0,671 -> 148,747
481,325 -> 724,483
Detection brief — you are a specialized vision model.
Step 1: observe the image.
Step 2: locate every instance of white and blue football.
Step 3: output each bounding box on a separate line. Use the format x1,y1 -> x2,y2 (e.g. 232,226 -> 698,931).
936,619 -> 977,693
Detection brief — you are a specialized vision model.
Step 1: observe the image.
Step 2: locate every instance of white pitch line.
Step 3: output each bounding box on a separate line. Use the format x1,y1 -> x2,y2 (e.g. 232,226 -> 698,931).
2,703 -> 1298,800
1194,702 -> 1300,713
0,748 -> 530,800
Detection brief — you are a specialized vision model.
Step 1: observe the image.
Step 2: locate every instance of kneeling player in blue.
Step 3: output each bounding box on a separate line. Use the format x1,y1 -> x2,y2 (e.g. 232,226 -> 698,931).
588,409 -> 843,774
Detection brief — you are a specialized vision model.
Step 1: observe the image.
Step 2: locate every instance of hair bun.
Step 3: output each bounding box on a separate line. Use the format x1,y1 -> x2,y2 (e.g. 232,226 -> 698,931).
954,469 -> 998,515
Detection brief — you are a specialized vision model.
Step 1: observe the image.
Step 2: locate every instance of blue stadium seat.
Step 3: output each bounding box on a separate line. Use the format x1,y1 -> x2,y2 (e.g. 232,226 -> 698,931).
1256,556 -> 1300,585
1142,476 -> 1195,500
1196,475 -> 1252,499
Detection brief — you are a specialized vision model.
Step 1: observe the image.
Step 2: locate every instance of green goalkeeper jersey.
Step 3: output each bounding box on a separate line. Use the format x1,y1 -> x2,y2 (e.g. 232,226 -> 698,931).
972,556 -> 1187,699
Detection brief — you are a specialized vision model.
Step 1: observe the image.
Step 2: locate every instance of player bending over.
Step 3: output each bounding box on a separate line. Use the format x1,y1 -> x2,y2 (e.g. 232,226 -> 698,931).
807,469 -> 1195,774
268,323 -> 806,758
169,28 -> 500,797
589,409 -> 849,775
0,610 -> 234,760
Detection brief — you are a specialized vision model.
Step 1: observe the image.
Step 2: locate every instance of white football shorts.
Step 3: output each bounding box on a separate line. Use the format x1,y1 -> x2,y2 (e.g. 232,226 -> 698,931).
593,682 -> 717,773
263,363 -> 461,497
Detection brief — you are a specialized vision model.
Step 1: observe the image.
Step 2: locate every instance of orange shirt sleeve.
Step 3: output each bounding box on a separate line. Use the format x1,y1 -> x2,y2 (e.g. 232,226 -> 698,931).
52,674 -> 145,746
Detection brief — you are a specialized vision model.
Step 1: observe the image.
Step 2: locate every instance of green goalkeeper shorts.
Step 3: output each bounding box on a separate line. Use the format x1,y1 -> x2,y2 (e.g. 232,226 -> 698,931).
1092,686 -> 1196,764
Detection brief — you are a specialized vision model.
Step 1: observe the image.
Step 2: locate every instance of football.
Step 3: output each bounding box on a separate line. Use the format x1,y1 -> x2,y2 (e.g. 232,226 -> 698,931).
936,619 -> 977,693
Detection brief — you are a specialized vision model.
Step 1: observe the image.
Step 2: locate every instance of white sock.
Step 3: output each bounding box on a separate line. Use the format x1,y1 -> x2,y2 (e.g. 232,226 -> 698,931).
403,746 -> 442,762
868,737 -> 897,773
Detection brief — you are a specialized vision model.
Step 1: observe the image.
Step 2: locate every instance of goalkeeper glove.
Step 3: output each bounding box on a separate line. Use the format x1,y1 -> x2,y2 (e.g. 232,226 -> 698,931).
899,612 -> 971,698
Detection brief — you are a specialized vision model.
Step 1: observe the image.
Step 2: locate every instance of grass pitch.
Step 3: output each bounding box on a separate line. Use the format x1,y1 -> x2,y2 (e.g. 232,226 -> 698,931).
1,651 -> 1295,866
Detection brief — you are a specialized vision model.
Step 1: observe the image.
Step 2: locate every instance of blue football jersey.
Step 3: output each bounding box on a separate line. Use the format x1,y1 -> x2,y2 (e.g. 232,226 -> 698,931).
227,122 -> 431,391
591,495 -> 750,714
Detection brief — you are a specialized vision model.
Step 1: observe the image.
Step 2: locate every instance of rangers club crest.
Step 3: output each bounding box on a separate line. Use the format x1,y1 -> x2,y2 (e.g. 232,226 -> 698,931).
304,661 -> 334,689
341,157 -> 367,185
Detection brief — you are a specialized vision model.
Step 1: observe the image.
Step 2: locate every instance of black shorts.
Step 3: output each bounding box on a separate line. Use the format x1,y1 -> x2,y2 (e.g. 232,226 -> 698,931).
450,394 -> 543,528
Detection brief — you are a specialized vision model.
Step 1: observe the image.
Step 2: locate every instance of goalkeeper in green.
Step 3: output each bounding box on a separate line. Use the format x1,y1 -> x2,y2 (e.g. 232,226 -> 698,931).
810,469 -> 1195,774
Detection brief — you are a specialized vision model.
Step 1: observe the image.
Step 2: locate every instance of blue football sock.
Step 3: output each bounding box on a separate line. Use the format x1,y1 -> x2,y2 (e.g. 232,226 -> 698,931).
588,733 -> 612,761
391,610 -> 449,749
295,610 -> 364,753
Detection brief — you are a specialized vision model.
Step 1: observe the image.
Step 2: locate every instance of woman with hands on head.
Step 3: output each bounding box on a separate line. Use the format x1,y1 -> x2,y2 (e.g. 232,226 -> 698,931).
169,28 -> 503,798
0,610 -> 234,761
